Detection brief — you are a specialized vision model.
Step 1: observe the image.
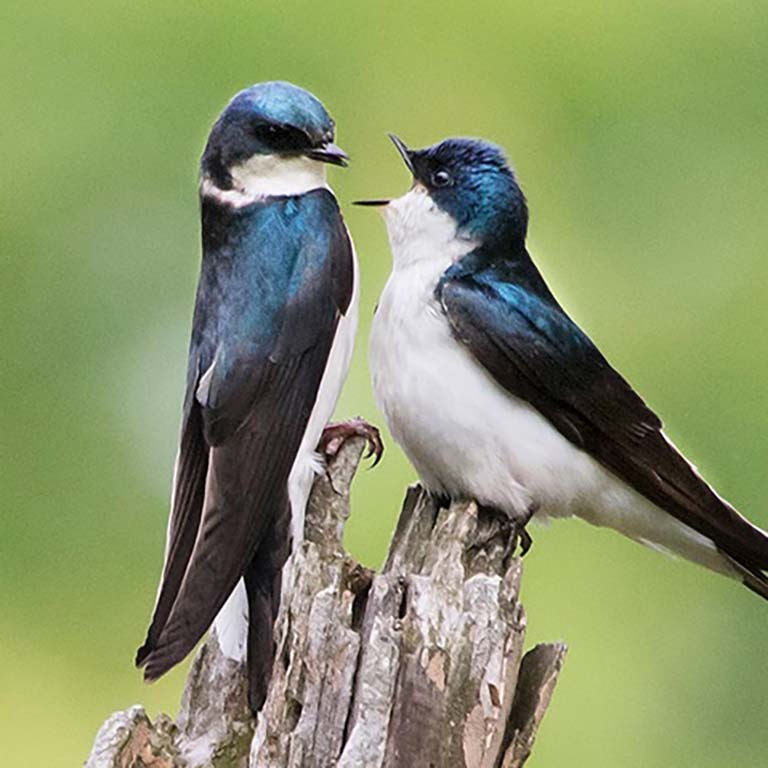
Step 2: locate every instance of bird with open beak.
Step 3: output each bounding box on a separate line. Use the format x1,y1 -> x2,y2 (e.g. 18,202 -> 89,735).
358,133 -> 768,599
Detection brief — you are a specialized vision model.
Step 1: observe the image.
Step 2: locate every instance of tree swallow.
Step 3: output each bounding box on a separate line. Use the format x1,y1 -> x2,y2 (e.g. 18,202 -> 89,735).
360,134 -> 768,598
136,81 -> 380,711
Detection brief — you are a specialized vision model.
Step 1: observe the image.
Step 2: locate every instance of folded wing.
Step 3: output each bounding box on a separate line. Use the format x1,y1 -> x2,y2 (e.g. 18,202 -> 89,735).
437,252 -> 768,592
137,190 -> 354,677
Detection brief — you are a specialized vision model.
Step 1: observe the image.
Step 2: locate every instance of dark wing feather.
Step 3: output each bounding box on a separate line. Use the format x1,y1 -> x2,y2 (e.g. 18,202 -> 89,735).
137,190 -> 354,677
143,348 -> 328,679
135,398 -> 207,666
438,255 -> 768,577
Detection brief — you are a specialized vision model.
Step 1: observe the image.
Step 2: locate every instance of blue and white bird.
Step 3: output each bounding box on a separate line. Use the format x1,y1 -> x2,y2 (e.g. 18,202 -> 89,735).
136,82 -> 380,711
361,134 -> 768,598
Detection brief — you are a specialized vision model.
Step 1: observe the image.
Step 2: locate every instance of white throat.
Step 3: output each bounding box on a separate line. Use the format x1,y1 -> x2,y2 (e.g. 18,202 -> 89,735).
201,154 -> 328,208
381,186 -> 478,270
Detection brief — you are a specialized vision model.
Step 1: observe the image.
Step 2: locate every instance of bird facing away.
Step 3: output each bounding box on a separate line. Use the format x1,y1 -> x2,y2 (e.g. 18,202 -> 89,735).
361,134 -> 768,598
135,82 -> 378,711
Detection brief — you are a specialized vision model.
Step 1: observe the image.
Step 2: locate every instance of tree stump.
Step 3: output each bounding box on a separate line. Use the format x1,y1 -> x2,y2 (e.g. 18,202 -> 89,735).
86,438 -> 566,768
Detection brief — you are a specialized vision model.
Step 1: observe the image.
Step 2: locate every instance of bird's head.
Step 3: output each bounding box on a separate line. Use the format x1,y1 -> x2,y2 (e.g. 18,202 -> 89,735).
357,136 -> 527,261
201,81 -> 347,199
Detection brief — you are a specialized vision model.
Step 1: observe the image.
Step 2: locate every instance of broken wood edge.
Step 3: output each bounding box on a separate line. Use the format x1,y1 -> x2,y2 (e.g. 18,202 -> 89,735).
85,438 -> 568,768
501,642 -> 568,768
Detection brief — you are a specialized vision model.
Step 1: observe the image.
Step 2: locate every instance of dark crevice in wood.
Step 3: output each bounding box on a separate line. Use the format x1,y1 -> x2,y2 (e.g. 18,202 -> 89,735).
284,696 -> 302,731
397,577 -> 408,620
86,438 -> 566,768
348,562 -> 374,632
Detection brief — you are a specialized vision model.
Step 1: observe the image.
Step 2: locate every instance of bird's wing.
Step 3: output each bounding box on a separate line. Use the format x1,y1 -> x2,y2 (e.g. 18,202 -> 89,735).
137,190 -> 354,677
437,259 -> 768,577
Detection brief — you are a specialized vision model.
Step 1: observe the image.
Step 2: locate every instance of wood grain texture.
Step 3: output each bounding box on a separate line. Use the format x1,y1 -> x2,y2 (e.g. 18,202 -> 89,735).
86,438 -> 566,768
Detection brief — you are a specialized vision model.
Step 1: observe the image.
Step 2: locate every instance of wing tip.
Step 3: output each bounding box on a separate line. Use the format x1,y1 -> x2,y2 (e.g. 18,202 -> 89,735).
140,650 -> 174,683
135,642 -> 151,669
719,548 -> 768,601
136,626 -> 196,682
742,571 -> 768,602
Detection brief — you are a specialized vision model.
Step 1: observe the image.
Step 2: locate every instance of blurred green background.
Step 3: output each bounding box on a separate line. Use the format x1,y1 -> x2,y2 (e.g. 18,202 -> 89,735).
2,1 -> 767,765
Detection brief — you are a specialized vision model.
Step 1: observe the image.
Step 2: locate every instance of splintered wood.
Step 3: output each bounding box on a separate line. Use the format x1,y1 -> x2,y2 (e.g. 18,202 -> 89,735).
86,439 -> 566,768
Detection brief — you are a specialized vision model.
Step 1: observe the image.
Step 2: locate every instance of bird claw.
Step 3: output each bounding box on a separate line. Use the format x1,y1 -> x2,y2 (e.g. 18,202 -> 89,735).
510,524 -> 534,558
476,503 -> 536,560
429,492 -> 452,511
318,417 -> 384,467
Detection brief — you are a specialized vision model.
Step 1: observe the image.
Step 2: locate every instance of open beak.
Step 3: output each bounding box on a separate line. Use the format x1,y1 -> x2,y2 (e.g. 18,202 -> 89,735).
307,142 -> 348,167
387,133 -> 415,173
353,133 -> 414,207
353,199 -> 390,207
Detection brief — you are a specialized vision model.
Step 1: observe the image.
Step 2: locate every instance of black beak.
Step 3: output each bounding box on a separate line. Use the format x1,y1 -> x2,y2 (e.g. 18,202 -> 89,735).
307,142 -> 348,167
353,199 -> 390,206
353,132 -> 414,207
388,133 -> 415,173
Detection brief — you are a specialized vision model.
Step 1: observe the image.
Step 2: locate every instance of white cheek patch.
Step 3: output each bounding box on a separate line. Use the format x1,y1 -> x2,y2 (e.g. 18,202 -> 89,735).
201,154 -> 328,208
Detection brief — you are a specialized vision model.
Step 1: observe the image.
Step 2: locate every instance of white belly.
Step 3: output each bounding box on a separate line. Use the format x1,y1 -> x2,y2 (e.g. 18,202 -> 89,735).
287,254 -> 360,545
369,262 -> 730,576
370,264 -> 585,517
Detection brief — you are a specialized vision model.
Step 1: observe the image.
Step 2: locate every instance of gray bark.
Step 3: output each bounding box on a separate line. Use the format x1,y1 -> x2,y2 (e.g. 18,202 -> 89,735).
86,438 -> 566,768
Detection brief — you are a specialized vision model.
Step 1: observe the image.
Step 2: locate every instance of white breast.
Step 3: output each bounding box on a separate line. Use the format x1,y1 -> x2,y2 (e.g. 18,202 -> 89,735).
370,188 -> 732,578
371,255 -> 583,518
287,241 -> 359,545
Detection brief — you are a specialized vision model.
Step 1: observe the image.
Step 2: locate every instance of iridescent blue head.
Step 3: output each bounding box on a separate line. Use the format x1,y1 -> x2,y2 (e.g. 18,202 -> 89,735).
201,81 -> 347,190
362,135 -> 528,248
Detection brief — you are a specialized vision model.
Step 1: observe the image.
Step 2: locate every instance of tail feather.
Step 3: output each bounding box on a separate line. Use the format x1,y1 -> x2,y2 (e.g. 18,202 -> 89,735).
244,572 -> 281,712
243,497 -> 291,712
719,549 -> 768,601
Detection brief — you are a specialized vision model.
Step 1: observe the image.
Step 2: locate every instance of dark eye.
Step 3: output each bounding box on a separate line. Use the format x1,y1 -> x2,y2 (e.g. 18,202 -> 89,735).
431,169 -> 453,187
253,122 -> 310,151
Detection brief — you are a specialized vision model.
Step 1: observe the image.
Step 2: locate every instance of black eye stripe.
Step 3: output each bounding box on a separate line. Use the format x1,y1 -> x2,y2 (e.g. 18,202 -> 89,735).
252,122 -> 312,150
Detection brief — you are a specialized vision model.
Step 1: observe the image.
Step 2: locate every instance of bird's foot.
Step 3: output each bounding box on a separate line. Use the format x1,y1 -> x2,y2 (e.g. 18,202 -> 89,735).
475,502 -> 537,559
319,417 -> 384,467
514,525 -> 534,558
428,491 -> 452,510
508,501 -> 538,558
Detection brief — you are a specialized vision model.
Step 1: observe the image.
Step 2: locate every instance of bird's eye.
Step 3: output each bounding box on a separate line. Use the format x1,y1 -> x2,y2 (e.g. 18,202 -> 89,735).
431,169 -> 453,187
253,122 -> 311,152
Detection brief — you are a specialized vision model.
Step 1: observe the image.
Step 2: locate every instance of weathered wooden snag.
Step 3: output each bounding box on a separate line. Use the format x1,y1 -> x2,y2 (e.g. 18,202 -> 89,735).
86,438 -> 566,768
